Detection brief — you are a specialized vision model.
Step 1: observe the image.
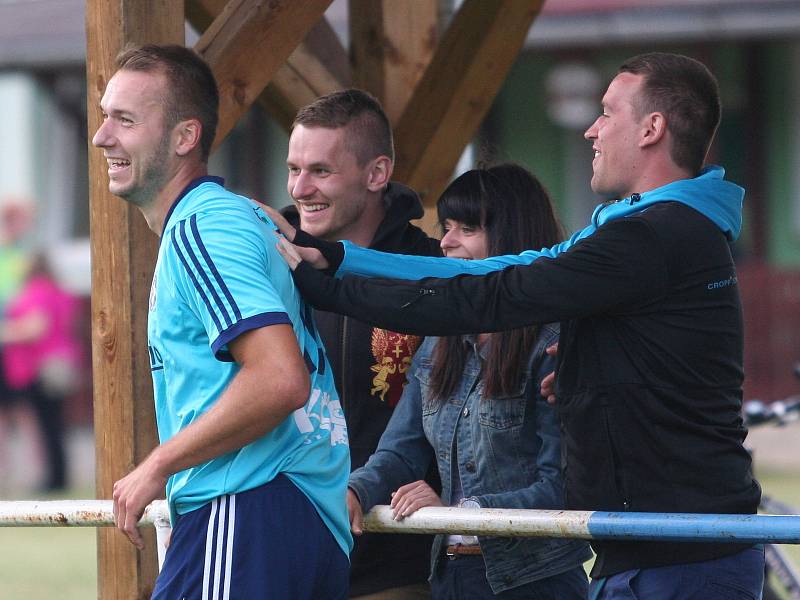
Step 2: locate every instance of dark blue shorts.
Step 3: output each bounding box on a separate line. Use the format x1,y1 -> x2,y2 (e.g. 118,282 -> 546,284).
589,545 -> 765,600
152,474 -> 349,600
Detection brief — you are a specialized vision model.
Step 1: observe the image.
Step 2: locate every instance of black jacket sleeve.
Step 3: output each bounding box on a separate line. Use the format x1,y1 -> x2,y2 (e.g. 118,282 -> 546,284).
292,218 -> 670,336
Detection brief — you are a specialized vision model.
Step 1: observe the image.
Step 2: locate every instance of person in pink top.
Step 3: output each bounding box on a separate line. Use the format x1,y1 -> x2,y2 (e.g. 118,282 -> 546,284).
1,253 -> 82,491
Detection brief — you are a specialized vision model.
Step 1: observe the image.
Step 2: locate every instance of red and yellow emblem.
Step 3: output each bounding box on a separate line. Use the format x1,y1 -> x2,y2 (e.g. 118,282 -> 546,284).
370,329 -> 422,407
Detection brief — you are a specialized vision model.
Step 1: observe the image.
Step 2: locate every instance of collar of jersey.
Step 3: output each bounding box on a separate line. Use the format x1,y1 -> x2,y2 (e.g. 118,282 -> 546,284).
161,176 -> 225,242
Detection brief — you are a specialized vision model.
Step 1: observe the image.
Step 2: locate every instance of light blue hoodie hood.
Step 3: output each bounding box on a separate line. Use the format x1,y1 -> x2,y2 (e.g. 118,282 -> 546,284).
592,165 -> 744,241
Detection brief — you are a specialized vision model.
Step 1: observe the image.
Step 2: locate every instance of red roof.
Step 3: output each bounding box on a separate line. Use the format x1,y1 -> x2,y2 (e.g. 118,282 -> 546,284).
542,0 -> 781,15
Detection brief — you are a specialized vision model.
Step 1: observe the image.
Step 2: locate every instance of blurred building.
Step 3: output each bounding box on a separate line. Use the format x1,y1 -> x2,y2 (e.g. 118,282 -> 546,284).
2,0 -> 799,399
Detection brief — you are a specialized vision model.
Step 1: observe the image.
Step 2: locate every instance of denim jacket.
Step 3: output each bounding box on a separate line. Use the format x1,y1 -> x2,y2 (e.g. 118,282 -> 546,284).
348,324 -> 591,593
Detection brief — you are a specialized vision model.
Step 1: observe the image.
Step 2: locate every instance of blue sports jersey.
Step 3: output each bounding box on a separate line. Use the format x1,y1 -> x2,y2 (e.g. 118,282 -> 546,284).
148,177 -> 352,556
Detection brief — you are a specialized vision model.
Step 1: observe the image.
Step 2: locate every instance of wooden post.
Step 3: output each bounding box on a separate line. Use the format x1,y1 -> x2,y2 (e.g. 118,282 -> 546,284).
349,0 -> 438,124
85,1 -> 184,597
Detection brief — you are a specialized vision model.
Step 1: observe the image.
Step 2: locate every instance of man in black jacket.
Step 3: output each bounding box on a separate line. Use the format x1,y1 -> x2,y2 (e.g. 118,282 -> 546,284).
277,54 -> 764,599
283,90 -> 441,599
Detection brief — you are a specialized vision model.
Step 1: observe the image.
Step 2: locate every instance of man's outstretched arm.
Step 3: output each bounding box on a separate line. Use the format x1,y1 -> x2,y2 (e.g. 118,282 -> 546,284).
285,218 -> 667,337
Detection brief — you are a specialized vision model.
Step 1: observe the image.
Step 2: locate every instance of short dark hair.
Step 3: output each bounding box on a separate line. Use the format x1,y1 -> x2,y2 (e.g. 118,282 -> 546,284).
620,52 -> 720,174
431,163 -> 564,399
292,89 -> 394,165
116,44 -> 219,162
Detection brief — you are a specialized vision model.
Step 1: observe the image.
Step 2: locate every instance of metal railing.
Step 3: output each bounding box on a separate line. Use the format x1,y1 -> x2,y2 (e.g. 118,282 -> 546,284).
1,500 -> 799,571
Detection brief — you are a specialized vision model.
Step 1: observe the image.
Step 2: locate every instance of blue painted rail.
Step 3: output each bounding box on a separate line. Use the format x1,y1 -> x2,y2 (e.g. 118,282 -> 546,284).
361,506 -> 800,544
585,511 -> 800,543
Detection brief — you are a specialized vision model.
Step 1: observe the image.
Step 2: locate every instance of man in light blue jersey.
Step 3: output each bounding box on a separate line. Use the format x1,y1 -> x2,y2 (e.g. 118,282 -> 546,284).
92,44 -> 351,599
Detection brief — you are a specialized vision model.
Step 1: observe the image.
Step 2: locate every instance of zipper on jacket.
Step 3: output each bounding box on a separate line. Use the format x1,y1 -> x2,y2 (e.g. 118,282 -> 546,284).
340,315 -> 349,415
602,408 -> 631,511
400,288 -> 437,309
586,326 -> 631,510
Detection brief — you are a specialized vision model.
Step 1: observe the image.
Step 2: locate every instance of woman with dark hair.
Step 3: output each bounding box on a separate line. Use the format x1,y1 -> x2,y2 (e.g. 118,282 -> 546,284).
345,164 -> 591,599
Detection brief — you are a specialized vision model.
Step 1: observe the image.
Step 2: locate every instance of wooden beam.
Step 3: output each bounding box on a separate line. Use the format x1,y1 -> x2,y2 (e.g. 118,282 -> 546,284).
85,2 -> 184,598
393,0 -> 544,229
186,1 -> 348,130
193,0 -> 335,146
349,0 -> 438,124
185,0 -> 228,30
258,18 -> 350,130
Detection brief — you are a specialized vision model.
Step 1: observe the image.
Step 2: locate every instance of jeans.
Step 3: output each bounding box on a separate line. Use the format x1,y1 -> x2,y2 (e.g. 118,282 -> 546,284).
430,555 -> 588,599
589,545 -> 765,600
353,583 -> 431,599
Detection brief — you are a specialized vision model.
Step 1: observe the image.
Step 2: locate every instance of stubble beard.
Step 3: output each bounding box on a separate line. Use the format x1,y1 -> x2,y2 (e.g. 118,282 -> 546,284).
301,200 -> 358,242
114,134 -> 172,208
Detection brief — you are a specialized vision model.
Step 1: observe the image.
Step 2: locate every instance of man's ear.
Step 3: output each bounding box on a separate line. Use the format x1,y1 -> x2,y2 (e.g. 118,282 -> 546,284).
366,156 -> 393,192
174,119 -> 202,157
639,112 -> 667,149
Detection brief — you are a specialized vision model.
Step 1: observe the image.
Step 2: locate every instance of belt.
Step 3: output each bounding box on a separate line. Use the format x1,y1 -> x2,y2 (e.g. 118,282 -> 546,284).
445,544 -> 482,559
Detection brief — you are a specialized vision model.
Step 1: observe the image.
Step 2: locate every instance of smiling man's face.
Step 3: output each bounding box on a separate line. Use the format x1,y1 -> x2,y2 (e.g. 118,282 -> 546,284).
286,124 -> 377,241
584,72 -> 649,201
92,69 -> 172,206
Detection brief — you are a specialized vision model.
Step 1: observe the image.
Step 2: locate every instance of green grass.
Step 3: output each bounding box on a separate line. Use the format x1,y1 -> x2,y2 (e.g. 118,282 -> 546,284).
757,467 -> 800,599
0,487 -> 97,600
0,527 -> 96,599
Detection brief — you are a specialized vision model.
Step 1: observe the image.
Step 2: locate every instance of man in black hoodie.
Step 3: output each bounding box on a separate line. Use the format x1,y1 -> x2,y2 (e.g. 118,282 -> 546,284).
283,90 -> 441,599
